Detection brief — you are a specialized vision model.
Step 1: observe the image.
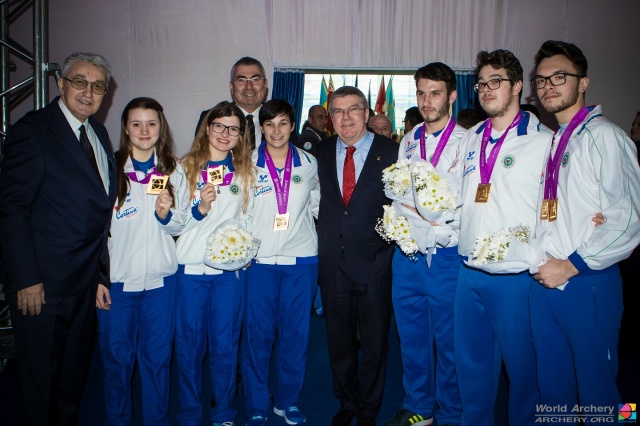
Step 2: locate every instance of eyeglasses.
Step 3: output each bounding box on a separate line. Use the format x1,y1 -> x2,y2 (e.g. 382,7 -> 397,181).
234,76 -> 265,85
62,77 -> 107,95
473,78 -> 510,93
530,72 -> 584,90
209,122 -> 242,137
330,106 -> 365,118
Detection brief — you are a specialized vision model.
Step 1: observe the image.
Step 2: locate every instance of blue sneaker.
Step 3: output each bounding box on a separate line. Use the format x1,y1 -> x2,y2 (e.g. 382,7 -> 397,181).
274,406 -> 306,425
246,416 -> 267,426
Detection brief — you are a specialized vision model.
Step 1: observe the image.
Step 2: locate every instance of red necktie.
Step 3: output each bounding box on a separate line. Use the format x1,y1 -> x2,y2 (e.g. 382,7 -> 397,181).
343,146 -> 356,205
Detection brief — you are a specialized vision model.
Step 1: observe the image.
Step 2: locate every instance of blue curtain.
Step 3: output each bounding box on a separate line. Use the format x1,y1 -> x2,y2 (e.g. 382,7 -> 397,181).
272,68 -> 305,130
454,71 -> 477,120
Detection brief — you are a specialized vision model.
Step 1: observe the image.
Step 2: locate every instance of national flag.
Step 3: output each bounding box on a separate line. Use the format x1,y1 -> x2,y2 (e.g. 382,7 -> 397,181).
386,76 -> 396,132
374,77 -> 386,114
327,76 -> 335,134
320,76 -> 328,110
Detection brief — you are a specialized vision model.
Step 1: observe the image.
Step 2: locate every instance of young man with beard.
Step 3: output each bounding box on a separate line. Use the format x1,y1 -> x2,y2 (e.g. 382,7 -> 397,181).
384,62 -> 465,426
455,50 -> 553,426
530,40 -> 640,414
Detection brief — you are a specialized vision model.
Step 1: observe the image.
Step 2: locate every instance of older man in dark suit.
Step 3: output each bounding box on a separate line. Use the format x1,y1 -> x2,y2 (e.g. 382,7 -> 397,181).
315,86 -> 398,426
0,52 -> 116,425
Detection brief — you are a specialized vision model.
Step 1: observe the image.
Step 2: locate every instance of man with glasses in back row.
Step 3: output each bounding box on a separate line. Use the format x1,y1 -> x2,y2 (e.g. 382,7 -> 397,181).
0,52 -> 117,425
197,56 -> 269,149
455,49 -> 553,426
530,40 -> 640,417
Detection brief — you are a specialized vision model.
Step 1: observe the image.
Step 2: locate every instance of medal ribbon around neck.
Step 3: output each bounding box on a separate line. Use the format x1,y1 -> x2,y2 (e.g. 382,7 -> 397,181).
420,117 -> 456,167
263,145 -> 294,215
479,111 -> 523,185
126,167 -> 163,184
543,106 -> 590,201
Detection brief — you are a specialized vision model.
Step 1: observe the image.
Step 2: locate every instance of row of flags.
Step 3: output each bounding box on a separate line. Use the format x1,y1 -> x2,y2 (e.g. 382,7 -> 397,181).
320,75 -> 396,133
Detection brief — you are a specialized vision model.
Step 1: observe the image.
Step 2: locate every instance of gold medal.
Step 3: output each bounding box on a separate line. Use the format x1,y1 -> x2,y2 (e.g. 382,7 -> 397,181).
207,165 -> 225,185
548,198 -> 558,222
273,212 -> 290,231
540,199 -> 549,220
146,175 -> 168,194
475,183 -> 491,203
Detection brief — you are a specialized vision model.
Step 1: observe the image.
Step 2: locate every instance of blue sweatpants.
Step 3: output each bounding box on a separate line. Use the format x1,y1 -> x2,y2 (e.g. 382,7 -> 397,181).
454,265 -> 538,426
530,266 -> 623,411
241,262 -> 317,417
98,275 -> 176,426
174,266 -> 245,425
392,246 -> 462,425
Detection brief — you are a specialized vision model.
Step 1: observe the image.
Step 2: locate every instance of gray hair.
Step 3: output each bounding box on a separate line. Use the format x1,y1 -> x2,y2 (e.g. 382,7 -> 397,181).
229,56 -> 266,81
61,52 -> 112,85
329,86 -> 368,111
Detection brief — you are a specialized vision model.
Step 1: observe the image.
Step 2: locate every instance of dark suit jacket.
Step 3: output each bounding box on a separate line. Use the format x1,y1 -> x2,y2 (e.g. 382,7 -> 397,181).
0,97 -> 117,297
315,133 -> 398,285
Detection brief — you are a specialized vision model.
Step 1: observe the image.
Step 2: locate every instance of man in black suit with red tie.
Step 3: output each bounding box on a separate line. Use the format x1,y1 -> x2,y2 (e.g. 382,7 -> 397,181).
315,86 -> 398,426
0,52 -> 116,425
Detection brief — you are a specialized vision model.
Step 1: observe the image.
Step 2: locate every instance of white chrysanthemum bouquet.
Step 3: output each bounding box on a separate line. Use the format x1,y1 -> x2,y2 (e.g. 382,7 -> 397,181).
382,159 -> 414,203
204,219 -> 260,271
467,225 -> 532,274
411,161 -> 459,223
375,204 -> 419,260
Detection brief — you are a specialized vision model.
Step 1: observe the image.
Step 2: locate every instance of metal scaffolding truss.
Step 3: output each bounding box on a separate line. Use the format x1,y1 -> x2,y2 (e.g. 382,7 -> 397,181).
1,0 -> 58,150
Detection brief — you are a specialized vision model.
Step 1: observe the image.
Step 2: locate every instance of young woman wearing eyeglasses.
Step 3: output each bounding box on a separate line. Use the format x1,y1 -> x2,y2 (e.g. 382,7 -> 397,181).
174,101 -> 255,426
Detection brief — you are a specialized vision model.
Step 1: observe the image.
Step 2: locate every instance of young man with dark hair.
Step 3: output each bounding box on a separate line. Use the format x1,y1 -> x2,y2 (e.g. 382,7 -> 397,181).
531,40 -> 640,417
455,50 -> 553,426
384,61 -> 464,426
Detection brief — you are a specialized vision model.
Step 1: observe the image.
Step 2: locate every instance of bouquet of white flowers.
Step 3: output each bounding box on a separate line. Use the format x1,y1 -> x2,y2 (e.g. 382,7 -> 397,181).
375,204 -> 419,260
204,219 -> 260,271
411,161 -> 460,223
466,225 -> 532,273
382,159 -> 414,204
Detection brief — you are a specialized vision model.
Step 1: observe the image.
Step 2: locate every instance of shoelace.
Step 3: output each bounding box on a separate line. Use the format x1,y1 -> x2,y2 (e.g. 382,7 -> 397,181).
250,416 -> 264,421
221,422 -> 234,426
288,407 -> 300,412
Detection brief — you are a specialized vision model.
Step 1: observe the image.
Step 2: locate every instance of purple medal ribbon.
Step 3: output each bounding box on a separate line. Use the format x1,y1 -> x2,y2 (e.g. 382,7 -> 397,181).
200,169 -> 234,186
263,145 -> 293,215
420,117 -> 457,166
479,111 -> 523,185
126,168 -> 162,184
543,106 -> 590,200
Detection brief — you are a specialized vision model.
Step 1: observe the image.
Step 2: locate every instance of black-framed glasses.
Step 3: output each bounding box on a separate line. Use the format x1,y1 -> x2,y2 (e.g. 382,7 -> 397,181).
62,77 -> 107,95
209,122 -> 242,137
330,106 -> 365,118
530,72 -> 584,90
473,78 -> 510,93
234,76 -> 265,85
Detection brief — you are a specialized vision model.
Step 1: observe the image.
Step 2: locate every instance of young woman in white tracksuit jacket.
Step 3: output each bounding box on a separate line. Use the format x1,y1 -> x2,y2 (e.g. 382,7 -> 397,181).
96,97 -> 189,426
241,100 -> 320,426
173,101 -> 256,426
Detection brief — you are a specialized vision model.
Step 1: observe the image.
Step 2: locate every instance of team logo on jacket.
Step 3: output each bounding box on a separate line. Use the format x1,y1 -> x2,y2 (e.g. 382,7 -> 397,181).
258,174 -> 269,183
561,153 -> 569,167
502,155 -> 515,168
230,184 -> 239,194
467,150 -> 475,161
254,185 -> 273,197
292,175 -> 302,183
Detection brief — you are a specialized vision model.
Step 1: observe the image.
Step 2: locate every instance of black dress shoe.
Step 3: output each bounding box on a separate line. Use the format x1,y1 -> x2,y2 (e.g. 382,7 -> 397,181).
357,417 -> 376,426
332,409 -> 355,426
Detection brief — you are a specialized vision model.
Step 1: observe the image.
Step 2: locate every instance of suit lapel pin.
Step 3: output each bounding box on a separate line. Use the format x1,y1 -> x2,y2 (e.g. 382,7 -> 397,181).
377,156 -> 381,161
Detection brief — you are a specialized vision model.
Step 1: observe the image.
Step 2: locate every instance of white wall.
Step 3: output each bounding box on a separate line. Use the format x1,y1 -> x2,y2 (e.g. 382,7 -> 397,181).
9,0 -> 640,156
